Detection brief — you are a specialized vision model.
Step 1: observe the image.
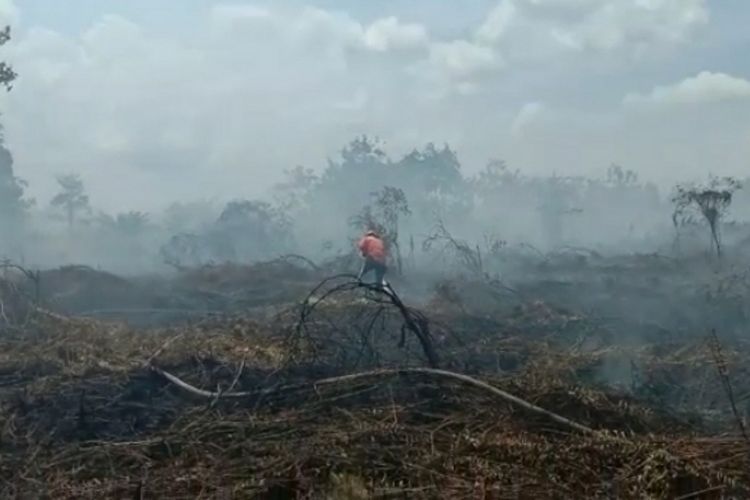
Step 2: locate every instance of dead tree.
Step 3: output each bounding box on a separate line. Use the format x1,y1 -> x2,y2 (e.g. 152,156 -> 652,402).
672,177 -> 741,259
422,218 -> 485,277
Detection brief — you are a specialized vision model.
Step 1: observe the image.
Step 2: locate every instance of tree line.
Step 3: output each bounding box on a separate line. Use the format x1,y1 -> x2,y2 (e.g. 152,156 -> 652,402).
0,24 -> 746,271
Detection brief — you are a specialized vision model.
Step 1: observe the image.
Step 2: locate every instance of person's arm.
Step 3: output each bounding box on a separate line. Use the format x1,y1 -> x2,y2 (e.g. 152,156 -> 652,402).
357,237 -> 367,257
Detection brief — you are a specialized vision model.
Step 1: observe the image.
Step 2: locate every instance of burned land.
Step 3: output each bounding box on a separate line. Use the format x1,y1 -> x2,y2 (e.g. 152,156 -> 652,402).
2,2 -> 750,497
3,139 -> 750,499
1,247 -> 749,500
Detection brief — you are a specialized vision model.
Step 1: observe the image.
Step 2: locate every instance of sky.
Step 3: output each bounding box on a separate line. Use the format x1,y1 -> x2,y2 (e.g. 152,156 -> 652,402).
0,0 -> 749,212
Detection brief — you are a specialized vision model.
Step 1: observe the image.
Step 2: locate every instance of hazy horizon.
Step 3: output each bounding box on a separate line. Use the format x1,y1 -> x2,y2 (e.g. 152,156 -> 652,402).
0,0 -> 748,212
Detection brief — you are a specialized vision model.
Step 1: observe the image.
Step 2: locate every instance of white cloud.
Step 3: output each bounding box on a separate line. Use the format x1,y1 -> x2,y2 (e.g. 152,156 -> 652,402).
511,101 -> 545,138
0,0 -> 18,26
624,71 -> 750,106
407,39 -> 501,99
212,5 -> 429,56
0,6 -> 444,211
363,17 -> 429,52
428,40 -> 499,80
410,0 -> 711,96
283,7 -> 365,52
476,1 -> 516,44
211,4 -> 272,23
476,0 -> 708,60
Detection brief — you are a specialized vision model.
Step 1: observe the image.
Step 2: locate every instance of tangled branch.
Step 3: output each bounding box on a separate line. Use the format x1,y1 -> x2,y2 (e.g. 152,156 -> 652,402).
289,274 -> 439,369
423,218 -> 484,277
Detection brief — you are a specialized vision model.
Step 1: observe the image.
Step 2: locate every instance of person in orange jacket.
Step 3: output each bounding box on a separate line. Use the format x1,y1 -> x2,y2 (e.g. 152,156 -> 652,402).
357,229 -> 388,287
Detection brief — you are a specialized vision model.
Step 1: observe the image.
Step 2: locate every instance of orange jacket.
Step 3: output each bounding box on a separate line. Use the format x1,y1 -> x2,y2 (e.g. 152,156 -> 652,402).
358,235 -> 386,264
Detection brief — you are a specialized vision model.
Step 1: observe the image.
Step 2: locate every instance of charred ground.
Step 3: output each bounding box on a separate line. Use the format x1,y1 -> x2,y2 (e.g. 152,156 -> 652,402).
1,247 -> 749,499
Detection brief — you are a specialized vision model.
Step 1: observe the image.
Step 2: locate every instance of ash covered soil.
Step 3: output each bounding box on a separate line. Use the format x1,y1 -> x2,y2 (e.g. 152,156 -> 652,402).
1,252 -> 749,499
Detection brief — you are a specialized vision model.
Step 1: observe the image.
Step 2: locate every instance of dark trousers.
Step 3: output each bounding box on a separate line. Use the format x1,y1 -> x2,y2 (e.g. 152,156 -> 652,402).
358,258 -> 387,286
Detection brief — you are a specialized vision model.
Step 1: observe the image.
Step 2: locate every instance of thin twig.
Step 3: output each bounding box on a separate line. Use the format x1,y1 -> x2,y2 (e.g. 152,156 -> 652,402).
708,329 -> 750,448
674,485 -> 725,500
144,334 -> 185,368
226,359 -> 246,394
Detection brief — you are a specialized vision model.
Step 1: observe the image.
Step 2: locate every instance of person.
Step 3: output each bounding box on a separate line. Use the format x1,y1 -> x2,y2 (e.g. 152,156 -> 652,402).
357,230 -> 387,287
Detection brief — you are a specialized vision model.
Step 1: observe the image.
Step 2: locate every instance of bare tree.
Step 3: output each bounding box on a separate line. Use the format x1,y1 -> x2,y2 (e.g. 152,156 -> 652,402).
423,217 -> 484,277
672,176 -> 741,259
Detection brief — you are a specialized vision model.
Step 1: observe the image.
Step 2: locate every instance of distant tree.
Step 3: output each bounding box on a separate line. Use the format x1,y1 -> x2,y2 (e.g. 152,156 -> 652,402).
213,199 -> 292,262
115,211 -> 149,236
294,136 -> 392,247
470,159 -> 522,213
51,174 -> 90,229
536,176 -> 583,248
591,164 -> 665,243
396,143 -> 471,222
472,159 -> 521,193
163,200 -> 218,234
160,233 -> 209,270
272,165 -> 319,213
398,143 -> 462,194
339,135 -> 388,168
0,25 -> 26,232
0,135 -> 31,225
318,137 -> 389,201
98,211 -> 149,237
0,26 -> 17,91
217,200 -> 280,228
672,176 -> 741,258
605,164 -> 638,187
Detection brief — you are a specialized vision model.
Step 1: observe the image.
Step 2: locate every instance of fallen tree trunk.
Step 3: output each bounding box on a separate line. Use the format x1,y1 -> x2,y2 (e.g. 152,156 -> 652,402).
150,365 -> 593,435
